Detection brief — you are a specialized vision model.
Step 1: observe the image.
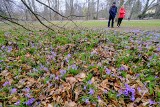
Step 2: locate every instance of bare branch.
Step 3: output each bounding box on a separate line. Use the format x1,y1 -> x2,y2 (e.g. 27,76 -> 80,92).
21,0 -> 55,31
0,14 -> 32,31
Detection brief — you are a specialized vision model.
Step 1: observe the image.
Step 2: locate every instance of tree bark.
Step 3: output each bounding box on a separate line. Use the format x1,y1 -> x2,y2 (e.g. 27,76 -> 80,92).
96,0 -> 99,19
154,0 -> 160,18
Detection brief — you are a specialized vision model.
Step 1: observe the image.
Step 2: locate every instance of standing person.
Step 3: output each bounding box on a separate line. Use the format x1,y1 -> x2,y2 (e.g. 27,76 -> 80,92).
117,5 -> 126,27
108,2 -> 117,28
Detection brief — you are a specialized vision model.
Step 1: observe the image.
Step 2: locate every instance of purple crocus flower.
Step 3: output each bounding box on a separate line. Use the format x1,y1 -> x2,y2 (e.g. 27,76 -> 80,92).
119,66 -> 126,71
11,88 -> 17,94
55,75 -> 59,80
137,87 -> 141,91
40,65 -> 49,72
7,46 -> 12,53
43,67 -> 49,72
14,100 -> 20,106
25,87 -> 30,93
117,89 -> 123,97
71,64 -> 77,70
106,68 -> 111,75
33,68 -> 38,72
122,84 -> 136,101
1,45 -> 5,50
104,90 -> 108,94
67,54 -> 71,58
25,98 -> 35,106
136,74 -> 140,78
111,74 -> 115,77
84,98 -> 90,104
131,95 -> 135,101
87,80 -> 92,85
84,86 -> 87,90
68,64 -> 78,70
3,81 -> 10,87
157,47 -> 160,51
117,76 -> 123,79
138,46 -> 142,51
51,51 -> 56,57
155,76 -> 158,79
25,93 -> 31,98
97,96 -> 101,100
60,69 -> 66,76
88,88 -> 94,95
149,99 -> 156,105
65,54 -> 71,63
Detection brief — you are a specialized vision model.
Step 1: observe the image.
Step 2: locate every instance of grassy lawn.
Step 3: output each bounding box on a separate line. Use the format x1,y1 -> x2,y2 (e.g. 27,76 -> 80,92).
0,20 -> 160,31
0,20 -> 160,106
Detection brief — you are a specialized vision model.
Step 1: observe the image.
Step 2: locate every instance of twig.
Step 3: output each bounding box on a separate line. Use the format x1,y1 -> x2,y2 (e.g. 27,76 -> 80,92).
21,0 -> 55,31
0,14 -> 32,31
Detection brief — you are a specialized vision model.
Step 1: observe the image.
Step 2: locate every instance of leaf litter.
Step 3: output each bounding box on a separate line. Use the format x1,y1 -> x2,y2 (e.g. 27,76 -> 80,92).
0,29 -> 160,107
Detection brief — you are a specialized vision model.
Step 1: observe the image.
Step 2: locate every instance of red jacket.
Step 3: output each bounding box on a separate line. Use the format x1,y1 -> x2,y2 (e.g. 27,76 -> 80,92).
118,8 -> 126,18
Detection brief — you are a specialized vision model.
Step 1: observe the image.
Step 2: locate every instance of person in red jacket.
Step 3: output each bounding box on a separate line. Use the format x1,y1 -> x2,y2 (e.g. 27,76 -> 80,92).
117,5 -> 126,27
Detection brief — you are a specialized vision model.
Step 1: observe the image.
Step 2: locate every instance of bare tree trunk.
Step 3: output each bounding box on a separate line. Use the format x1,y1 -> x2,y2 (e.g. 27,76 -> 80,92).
70,0 -> 74,19
96,0 -> 99,19
3,0 -> 12,20
115,0 -> 124,22
154,0 -> 160,19
139,0 -> 156,19
87,0 -> 90,20
25,9 -> 29,21
55,0 -> 60,20
47,0 -> 52,20
141,0 -> 149,18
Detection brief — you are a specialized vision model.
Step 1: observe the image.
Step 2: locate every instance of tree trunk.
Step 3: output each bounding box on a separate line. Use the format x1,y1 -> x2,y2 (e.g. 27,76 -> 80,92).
86,0 -> 90,20
96,0 -> 99,19
141,0 -> 149,18
154,0 -> 160,19
70,0 -> 74,19
115,0 -> 124,22
47,0 -> 52,20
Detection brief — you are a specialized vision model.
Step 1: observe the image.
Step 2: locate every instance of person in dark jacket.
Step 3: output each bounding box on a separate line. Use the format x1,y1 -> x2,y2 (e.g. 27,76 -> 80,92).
108,2 -> 117,28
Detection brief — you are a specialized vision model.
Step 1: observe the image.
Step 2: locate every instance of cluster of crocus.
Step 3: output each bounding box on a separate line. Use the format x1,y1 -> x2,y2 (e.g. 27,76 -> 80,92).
65,54 -> 71,63
60,69 -> 67,76
3,81 -> 10,87
24,87 -> 31,98
106,68 -> 111,75
7,46 -> 13,53
87,80 -> 92,85
25,98 -> 35,106
32,68 -> 38,72
68,64 -> 78,70
83,85 -> 87,90
40,64 -> 49,72
82,98 -> 90,104
88,88 -> 94,95
0,45 -> 12,53
91,51 -> 98,56
47,51 -> 56,61
118,84 -> 136,101
54,75 -> 59,80
1,45 -> 5,50
14,100 -> 20,106
11,88 -> 17,94
118,66 -> 126,71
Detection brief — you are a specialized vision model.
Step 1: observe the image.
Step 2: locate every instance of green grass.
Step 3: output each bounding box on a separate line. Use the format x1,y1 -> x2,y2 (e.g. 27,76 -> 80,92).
0,20 -> 160,31
0,20 -> 160,106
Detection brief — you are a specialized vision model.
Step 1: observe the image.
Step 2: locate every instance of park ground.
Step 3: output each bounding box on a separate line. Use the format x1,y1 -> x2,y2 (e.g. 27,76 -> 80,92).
0,20 -> 160,107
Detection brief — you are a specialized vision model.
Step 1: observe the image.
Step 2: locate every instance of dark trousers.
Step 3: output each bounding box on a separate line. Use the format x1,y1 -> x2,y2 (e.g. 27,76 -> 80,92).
117,18 -> 123,27
108,15 -> 115,28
